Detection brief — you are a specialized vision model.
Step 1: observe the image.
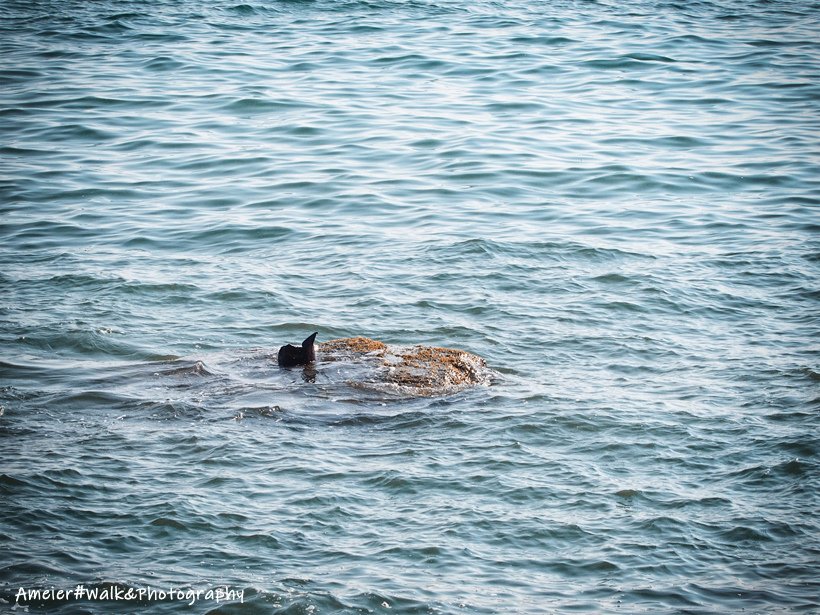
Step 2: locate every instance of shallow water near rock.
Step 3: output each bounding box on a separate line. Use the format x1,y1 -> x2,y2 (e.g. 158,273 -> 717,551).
1,0 -> 819,613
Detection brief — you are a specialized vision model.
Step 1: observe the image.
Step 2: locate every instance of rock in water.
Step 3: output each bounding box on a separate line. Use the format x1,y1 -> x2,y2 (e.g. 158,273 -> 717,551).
318,337 -> 490,397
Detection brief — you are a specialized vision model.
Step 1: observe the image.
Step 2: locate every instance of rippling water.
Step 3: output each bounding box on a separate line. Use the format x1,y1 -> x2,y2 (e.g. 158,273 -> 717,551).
2,0 -> 819,612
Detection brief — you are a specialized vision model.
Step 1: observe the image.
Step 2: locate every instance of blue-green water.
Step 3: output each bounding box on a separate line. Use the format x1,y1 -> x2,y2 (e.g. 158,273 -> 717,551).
1,0 -> 819,612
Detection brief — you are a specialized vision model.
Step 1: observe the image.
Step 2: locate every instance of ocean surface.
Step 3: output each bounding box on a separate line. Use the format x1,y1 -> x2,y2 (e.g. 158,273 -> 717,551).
1,0 -> 819,612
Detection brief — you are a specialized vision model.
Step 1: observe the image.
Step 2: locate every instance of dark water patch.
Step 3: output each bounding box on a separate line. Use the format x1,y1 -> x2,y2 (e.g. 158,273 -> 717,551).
105,12 -> 144,21
0,68 -> 44,85
422,237 -> 654,265
16,94 -> 143,110
167,225 -> 298,251
324,410 -> 437,430
46,390 -> 142,412
143,56 -> 186,71
149,517 -> 187,530
625,52 -> 677,63
510,35 -> 575,46
582,56 -> 666,70
219,97 -> 317,113
227,4 -> 260,16
0,473 -> 29,491
801,367 -> 820,383
133,31 -> 189,43
600,134 -> 711,148
5,220 -> 99,242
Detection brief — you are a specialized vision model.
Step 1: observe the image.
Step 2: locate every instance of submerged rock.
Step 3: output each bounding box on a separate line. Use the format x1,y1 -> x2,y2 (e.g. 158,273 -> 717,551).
317,336 -> 490,397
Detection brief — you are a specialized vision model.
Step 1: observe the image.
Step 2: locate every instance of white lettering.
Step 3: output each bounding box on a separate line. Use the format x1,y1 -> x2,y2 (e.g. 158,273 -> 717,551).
14,585 -> 243,605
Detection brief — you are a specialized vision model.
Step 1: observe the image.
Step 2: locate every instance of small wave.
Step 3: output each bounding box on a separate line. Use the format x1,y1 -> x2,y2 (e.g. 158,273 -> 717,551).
137,400 -> 208,421
106,12 -> 143,21
0,68 -> 43,85
624,52 -> 676,63
149,517 -> 186,529
155,360 -> 215,377
0,473 -> 28,488
143,55 -> 185,71
232,405 -> 282,421
165,224 -> 298,252
582,56 -> 664,70
510,35 -> 576,46
16,328 -> 146,359
6,219 -> 92,244
50,390 -> 139,411
427,237 -> 654,264
227,3 -> 259,15
134,31 -> 188,42
41,272 -> 125,291
220,97 -> 312,113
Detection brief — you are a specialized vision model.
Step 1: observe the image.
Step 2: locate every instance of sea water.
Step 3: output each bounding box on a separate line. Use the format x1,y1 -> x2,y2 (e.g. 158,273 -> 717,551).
1,0 -> 818,612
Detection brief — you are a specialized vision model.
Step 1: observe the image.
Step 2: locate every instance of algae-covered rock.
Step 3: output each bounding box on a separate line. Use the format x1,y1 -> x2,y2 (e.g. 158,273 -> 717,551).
317,337 -> 490,397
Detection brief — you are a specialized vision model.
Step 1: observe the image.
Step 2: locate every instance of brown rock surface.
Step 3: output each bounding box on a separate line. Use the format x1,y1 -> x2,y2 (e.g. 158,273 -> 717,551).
318,337 -> 489,396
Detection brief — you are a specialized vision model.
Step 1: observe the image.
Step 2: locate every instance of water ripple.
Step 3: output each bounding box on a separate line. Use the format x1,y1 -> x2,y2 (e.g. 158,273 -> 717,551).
2,0 -> 819,612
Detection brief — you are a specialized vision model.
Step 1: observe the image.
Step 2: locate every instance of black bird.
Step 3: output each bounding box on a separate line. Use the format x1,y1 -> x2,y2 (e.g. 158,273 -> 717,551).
277,332 -> 318,367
